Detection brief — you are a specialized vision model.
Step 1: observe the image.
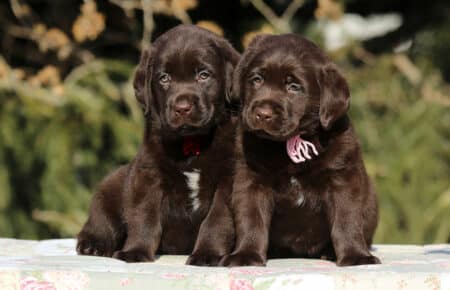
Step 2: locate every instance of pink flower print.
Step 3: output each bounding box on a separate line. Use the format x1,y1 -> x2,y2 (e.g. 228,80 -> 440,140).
230,268 -> 278,276
230,278 -> 254,290
120,278 -> 132,286
425,275 -> 439,290
161,273 -> 187,280
20,277 -> 56,290
42,271 -> 89,290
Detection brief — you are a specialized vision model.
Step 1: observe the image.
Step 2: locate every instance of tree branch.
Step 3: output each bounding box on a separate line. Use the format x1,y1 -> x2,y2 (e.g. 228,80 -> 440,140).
248,0 -> 287,32
9,0 -> 35,27
282,0 -> 304,20
141,0 -> 154,49
249,0 -> 305,33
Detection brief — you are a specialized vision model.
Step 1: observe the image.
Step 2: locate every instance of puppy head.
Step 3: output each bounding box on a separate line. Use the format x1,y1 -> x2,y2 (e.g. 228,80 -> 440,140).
134,24 -> 239,137
233,34 -> 349,141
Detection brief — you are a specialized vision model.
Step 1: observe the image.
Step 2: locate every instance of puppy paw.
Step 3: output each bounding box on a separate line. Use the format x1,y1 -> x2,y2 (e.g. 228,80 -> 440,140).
219,252 -> 266,267
76,234 -> 112,257
113,249 -> 154,263
186,252 -> 222,266
337,254 -> 381,266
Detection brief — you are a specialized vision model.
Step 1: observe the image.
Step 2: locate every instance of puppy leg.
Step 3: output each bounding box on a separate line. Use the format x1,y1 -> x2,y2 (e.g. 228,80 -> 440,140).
77,166 -> 127,257
77,209 -> 123,257
327,190 -> 380,266
113,168 -> 163,263
187,179 -> 234,266
219,169 -> 274,267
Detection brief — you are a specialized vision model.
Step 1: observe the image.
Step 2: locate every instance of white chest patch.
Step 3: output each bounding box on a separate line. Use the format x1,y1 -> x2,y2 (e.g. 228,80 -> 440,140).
183,169 -> 201,211
290,177 -> 305,207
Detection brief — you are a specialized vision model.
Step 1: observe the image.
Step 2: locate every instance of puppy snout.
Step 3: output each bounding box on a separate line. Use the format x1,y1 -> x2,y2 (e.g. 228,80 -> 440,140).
172,93 -> 199,118
252,102 -> 280,126
246,100 -> 287,135
254,106 -> 274,122
174,99 -> 193,117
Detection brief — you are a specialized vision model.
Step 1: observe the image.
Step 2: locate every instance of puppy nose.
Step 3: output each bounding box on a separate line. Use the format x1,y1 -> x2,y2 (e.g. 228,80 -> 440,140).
174,100 -> 193,116
254,106 -> 274,122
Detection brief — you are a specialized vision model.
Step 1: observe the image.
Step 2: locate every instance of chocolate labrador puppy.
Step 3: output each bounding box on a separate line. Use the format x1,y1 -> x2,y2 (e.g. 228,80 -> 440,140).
219,34 -> 380,267
76,25 -> 239,262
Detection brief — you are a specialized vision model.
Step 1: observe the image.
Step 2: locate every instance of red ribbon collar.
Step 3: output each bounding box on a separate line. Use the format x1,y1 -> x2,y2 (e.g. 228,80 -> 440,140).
183,136 -> 201,157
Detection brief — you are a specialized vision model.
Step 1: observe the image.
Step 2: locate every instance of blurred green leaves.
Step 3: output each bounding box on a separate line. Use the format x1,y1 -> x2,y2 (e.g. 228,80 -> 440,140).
346,52 -> 450,243
0,59 -> 142,239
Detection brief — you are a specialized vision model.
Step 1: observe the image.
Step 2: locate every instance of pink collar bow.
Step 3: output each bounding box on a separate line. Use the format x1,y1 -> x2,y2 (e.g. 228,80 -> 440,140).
286,135 -> 319,163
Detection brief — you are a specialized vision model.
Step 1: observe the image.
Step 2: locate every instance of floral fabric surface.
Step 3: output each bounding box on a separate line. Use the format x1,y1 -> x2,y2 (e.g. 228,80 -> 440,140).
0,239 -> 449,290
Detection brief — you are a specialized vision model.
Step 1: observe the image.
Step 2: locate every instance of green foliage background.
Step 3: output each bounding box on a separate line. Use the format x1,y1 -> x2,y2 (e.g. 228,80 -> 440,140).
0,0 -> 449,243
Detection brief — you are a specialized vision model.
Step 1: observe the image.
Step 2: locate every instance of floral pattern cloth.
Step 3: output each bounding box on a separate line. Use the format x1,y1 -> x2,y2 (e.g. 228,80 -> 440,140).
0,239 -> 449,290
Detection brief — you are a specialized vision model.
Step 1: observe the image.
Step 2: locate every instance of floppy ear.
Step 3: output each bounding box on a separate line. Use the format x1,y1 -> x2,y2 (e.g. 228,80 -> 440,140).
232,34 -> 270,103
224,55 -> 239,105
213,38 -> 240,105
318,65 -> 350,130
133,48 -> 153,115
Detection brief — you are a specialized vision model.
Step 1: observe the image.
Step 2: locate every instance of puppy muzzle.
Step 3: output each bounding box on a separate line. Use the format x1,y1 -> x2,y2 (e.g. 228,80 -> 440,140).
245,100 -> 291,139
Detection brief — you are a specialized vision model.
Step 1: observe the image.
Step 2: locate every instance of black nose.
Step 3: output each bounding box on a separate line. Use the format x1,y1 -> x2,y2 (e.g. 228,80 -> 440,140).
174,100 -> 193,117
254,105 -> 274,122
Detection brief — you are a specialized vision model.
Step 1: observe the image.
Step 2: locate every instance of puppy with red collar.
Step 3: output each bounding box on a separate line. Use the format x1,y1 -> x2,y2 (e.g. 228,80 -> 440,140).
77,25 -> 239,263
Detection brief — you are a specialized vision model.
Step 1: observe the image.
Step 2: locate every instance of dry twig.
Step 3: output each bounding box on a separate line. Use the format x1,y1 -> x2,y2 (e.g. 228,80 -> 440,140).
141,0 -> 154,49
249,0 -> 305,33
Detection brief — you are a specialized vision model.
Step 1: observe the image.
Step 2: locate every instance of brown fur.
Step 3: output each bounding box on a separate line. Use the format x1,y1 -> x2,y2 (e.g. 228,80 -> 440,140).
217,34 -> 380,267
76,25 -> 239,263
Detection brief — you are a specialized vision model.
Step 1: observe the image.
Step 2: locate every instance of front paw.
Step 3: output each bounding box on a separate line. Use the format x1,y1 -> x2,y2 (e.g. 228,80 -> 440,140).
186,252 -> 222,266
76,234 -> 113,257
219,251 -> 266,267
113,249 -> 154,263
337,254 -> 381,266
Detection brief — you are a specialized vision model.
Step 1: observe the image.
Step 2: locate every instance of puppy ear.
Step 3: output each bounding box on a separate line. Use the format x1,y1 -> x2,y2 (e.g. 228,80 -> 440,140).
232,34 -> 270,102
318,65 -> 350,130
133,48 -> 153,115
217,40 -> 240,105
224,57 -> 239,105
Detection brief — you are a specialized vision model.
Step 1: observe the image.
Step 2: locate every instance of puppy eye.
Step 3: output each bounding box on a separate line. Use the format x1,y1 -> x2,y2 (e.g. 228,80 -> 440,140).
285,76 -> 303,93
287,83 -> 303,92
159,73 -> 170,84
197,70 -> 210,81
250,74 -> 264,87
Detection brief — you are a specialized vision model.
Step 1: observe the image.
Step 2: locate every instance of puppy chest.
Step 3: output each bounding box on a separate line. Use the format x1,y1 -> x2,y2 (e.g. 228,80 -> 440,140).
163,169 -> 213,218
274,177 -> 317,210
181,169 -> 215,213
183,169 -> 202,212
